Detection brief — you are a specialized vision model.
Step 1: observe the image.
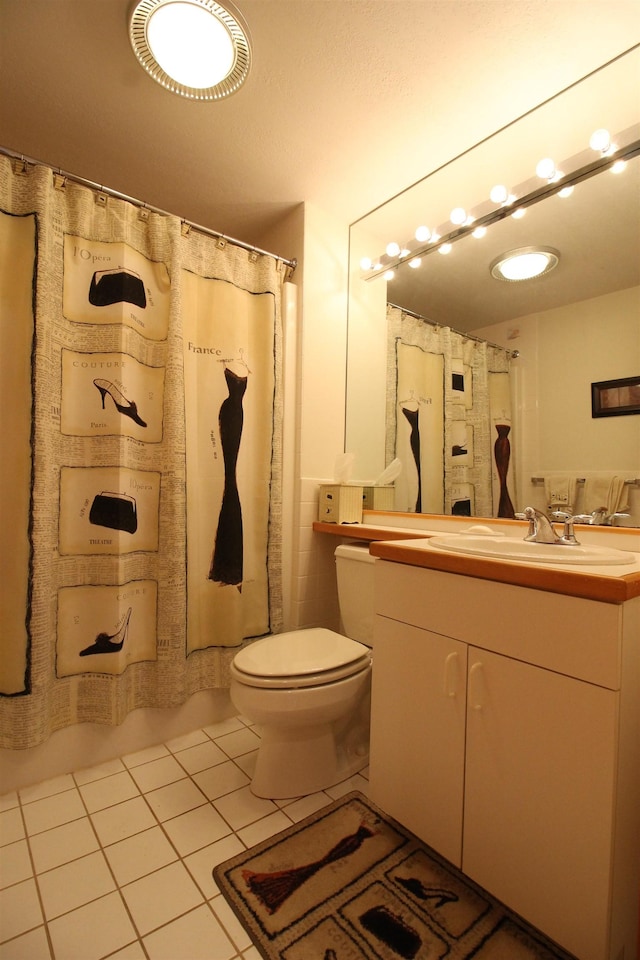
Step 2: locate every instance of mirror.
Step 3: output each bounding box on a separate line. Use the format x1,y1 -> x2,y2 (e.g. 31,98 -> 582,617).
346,47 -> 640,525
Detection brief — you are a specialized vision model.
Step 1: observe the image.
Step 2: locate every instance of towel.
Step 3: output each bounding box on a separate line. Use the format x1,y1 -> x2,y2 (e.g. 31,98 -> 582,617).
544,475 -> 577,513
582,476 -> 629,516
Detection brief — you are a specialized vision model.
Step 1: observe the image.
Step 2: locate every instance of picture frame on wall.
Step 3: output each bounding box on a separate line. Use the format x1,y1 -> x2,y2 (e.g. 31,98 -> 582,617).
591,376 -> 640,418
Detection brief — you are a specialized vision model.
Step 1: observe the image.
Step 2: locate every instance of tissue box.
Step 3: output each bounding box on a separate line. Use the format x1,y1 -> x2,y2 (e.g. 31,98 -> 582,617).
318,484 -> 363,523
362,485 -> 396,511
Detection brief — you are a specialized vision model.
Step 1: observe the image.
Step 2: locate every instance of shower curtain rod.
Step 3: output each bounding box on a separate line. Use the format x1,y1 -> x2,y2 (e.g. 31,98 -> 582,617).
388,301 -> 520,359
0,146 -> 297,277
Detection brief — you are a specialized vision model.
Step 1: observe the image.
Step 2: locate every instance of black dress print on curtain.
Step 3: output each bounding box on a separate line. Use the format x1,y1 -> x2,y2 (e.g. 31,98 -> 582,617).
402,406 -> 422,513
494,423 -> 515,518
210,365 -> 248,588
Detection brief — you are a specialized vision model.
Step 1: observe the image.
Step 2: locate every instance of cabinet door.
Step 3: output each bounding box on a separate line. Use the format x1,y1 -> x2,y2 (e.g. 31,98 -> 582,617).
464,647 -> 618,960
369,616 -> 467,865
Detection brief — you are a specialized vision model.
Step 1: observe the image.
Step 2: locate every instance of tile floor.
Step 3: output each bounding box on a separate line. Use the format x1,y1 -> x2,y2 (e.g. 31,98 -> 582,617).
0,715 -> 369,960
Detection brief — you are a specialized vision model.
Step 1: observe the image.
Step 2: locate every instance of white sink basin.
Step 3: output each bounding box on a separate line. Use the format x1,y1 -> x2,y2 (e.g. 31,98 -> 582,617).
428,535 -> 635,566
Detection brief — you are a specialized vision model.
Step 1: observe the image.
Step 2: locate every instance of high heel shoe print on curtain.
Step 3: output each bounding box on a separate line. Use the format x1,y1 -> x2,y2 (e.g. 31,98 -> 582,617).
210,366 -> 247,589
80,607 -> 132,656
94,379 -> 147,428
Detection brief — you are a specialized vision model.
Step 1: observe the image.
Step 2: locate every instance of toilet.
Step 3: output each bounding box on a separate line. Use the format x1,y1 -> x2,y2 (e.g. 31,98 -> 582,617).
229,543 -> 376,799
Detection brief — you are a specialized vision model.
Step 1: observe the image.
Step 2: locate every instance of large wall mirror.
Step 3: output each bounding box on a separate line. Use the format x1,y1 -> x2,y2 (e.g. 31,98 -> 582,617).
346,46 -> 640,526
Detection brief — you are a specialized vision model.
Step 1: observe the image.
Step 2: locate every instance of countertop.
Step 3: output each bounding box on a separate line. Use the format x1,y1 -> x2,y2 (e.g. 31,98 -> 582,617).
313,518 -> 640,604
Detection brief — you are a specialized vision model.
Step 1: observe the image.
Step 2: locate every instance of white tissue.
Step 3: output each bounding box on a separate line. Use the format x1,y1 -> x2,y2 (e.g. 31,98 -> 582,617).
373,458 -> 402,486
334,452 -> 355,484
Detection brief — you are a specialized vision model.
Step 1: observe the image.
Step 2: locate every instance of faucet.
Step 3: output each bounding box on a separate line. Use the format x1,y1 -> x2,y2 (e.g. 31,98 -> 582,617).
523,506 -> 581,545
553,507 -> 631,527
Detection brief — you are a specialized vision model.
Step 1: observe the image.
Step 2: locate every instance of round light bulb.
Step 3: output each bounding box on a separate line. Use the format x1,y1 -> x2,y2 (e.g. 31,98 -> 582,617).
383,270 -> 395,281
589,128 -> 611,153
490,184 -> 508,204
415,225 -> 431,242
611,159 -> 626,174
408,257 -> 422,269
146,2 -> 235,88
450,207 -> 466,226
557,186 -> 574,198
360,256 -> 373,271
438,243 -> 452,255
386,241 -> 400,257
536,158 -> 556,181
472,226 -> 487,239
511,208 -> 526,220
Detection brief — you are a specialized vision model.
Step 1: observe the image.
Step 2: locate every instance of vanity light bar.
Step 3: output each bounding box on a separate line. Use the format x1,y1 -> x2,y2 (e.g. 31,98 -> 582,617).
531,477 -> 640,485
363,136 -> 640,280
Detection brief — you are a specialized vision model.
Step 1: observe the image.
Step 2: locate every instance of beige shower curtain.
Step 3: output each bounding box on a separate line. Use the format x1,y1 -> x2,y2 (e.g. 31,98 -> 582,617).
386,305 -> 515,518
0,155 -> 285,749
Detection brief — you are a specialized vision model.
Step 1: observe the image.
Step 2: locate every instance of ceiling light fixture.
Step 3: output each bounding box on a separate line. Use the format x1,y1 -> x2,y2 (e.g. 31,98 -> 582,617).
490,246 -> 560,282
129,0 -> 251,100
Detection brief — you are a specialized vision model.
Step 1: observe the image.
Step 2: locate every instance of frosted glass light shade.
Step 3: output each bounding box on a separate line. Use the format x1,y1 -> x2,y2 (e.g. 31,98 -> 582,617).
130,0 -> 251,100
491,247 -> 559,282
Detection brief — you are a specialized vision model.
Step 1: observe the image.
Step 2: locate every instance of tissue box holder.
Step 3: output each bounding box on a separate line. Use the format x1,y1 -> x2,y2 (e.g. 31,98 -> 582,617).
318,484 -> 363,523
362,485 -> 395,511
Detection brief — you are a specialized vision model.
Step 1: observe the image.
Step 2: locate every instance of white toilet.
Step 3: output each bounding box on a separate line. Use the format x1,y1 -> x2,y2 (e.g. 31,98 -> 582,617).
229,543 -> 376,799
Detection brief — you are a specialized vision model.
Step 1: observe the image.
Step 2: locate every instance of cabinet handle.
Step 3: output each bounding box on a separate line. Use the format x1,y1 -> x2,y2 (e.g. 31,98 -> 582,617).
443,652 -> 459,698
469,661 -> 485,711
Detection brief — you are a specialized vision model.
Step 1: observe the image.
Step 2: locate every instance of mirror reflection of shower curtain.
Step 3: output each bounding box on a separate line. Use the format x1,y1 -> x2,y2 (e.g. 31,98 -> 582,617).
387,305 -> 514,519
395,343 -> 444,514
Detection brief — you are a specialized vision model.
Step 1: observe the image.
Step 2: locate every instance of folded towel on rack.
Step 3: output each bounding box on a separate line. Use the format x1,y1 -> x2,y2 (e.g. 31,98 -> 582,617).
582,476 -> 629,516
544,475 -> 578,513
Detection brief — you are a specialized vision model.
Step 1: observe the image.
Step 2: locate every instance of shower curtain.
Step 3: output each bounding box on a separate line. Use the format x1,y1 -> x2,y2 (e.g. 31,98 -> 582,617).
0,155 -> 286,749
386,305 -> 515,518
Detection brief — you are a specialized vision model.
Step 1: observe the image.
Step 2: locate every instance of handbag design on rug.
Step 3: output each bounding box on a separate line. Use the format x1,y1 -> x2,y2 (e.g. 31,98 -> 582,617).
89,492 -> 137,534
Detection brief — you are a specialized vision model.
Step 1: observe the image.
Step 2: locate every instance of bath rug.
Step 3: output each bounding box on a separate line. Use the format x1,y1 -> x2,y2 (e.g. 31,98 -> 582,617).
213,790 -> 577,960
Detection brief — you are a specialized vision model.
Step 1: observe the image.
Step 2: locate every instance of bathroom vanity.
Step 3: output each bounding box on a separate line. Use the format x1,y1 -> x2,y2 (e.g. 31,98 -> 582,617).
365,534 -> 640,960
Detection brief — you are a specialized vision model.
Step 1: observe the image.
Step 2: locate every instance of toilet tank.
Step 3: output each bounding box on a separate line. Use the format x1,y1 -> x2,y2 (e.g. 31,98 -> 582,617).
334,543 -> 377,646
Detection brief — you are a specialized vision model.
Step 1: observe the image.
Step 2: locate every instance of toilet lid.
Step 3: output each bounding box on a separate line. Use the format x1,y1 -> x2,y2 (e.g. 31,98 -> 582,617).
232,628 -> 370,687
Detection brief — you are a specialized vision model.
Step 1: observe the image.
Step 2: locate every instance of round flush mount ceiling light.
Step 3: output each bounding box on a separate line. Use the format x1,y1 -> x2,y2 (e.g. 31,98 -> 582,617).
490,246 -> 560,282
129,0 -> 251,100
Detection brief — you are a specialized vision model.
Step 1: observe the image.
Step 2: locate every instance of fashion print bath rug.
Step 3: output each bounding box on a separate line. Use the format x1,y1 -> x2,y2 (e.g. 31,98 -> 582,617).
213,791 -> 576,960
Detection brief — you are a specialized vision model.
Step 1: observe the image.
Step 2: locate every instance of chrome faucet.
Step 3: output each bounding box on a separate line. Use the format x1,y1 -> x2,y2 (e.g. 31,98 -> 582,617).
523,506 -> 581,545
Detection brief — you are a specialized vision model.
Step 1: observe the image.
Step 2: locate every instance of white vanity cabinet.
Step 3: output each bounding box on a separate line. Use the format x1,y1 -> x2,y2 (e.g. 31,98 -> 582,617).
369,559 -> 640,960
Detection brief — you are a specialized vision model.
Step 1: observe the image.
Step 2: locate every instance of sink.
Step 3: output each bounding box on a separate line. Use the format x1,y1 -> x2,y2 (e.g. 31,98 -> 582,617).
427,535 -> 636,566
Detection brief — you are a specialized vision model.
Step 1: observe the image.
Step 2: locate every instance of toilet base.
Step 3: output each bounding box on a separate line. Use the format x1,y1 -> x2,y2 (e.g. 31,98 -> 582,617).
250,719 -> 369,799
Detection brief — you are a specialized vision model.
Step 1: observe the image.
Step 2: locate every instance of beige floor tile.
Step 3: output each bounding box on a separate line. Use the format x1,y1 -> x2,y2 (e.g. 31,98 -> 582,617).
164,729 -> 209,753
105,943 -> 148,959
37,850 -> 115,920
162,804 -> 232,857
0,839 -> 33,889
0,793 -> 18,814
282,791 -> 332,822
202,717 -> 246,739
0,879 -> 42,943
79,770 -> 140,814
47,891 -> 137,960
211,894 -> 254,953
0,807 -> 25,847
214,727 -> 261,759
0,924 -> 51,959
174,740 -> 228,774
183,833 -> 246,900
104,826 -> 177,886
21,788 -> 85,837
213,785 -> 277,831
128,755 -> 187,793
120,861 -> 203,936
192,760 -> 250,801
325,772 -> 369,799
73,757 -> 126,786
144,778 -> 207,823
143,903 -> 236,960
90,795 -> 156,847
29,816 -> 99,874
122,743 -> 170,768
237,809 -> 293,849
19,773 -> 75,805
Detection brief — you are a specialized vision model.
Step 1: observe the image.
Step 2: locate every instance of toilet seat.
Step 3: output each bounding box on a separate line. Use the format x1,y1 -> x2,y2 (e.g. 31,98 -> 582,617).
231,627 -> 371,689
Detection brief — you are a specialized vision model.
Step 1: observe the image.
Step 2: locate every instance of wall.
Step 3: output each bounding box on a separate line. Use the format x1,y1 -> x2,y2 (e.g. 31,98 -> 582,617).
474,284 -> 640,521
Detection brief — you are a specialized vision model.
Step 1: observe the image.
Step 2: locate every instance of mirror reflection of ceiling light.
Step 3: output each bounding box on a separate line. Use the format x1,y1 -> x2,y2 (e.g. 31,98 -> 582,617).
491,246 -> 560,282
129,0 -> 251,100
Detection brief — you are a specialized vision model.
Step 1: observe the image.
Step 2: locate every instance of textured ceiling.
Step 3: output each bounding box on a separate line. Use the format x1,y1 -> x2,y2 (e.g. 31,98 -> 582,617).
1,0 -> 640,252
